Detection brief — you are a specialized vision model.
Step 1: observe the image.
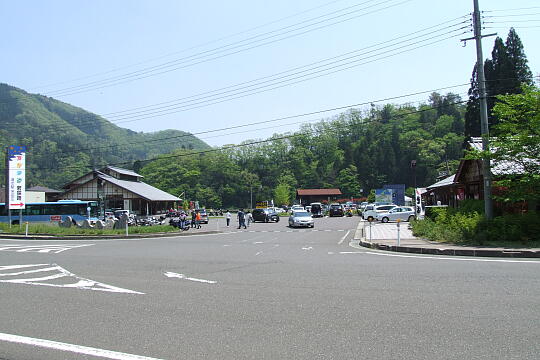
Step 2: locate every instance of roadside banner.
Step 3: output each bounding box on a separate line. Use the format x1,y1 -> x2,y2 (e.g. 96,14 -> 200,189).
6,146 -> 26,210
375,189 -> 393,204
256,201 -> 268,209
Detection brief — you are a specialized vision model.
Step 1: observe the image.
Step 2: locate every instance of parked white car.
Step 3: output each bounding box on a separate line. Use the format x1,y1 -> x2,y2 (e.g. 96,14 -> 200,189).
362,204 -> 396,221
376,206 -> 416,223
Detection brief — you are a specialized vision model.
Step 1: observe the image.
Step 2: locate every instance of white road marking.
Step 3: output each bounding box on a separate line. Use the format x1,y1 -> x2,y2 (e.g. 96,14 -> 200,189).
338,251 -> 540,264
328,252 -> 335,255
223,244 -> 232,247
338,230 -> 351,245
0,332 -> 163,360
302,246 -> 313,251
255,251 -> 263,256
0,244 -> 93,254
0,264 -> 144,294
253,241 -> 264,244
164,271 -> 217,284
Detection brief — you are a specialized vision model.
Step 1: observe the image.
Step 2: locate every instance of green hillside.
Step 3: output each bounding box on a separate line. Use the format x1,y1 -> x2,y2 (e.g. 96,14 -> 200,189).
0,83 -> 209,188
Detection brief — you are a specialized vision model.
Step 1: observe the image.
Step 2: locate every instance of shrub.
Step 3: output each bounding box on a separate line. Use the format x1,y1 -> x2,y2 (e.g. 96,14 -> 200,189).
411,211 -> 540,246
473,213 -> 540,245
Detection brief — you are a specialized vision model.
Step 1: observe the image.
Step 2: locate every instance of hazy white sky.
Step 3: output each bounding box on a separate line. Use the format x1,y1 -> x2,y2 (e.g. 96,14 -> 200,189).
2,0 -> 539,146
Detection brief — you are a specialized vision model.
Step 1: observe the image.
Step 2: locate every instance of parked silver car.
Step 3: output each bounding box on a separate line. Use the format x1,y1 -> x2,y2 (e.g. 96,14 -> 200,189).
288,211 -> 314,228
376,206 -> 416,222
362,204 -> 396,221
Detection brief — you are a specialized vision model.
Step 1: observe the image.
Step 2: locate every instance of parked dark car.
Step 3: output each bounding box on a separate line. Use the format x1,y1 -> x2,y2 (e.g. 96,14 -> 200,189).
252,208 -> 280,223
329,203 -> 344,217
310,203 -> 323,217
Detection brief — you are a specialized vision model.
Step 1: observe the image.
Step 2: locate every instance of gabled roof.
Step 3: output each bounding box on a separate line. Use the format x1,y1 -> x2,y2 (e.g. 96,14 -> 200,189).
426,174 -> 456,190
98,174 -> 179,201
104,166 -> 143,178
297,189 -> 342,196
465,137 -> 532,176
27,186 -> 62,193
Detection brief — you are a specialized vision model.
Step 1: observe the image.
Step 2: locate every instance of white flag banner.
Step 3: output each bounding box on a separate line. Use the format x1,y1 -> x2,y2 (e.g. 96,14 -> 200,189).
7,146 -> 26,210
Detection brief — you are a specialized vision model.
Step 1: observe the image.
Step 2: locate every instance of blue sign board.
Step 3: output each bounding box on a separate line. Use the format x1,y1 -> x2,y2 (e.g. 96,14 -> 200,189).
383,184 -> 405,206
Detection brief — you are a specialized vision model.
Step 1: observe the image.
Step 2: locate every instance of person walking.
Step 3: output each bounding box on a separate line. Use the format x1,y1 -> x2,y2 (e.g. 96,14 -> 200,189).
195,210 -> 202,229
246,211 -> 253,227
237,209 -> 246,229
225,210 -> 231,227
191,210 -> 196,228
179,211 -> 186,229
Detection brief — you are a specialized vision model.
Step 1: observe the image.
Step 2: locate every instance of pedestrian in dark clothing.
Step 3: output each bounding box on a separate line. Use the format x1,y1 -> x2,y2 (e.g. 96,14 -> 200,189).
191,210 -> 196,228
237,209 -> 247,229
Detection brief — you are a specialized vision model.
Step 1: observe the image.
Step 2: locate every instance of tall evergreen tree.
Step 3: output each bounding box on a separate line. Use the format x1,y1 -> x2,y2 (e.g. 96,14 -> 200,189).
464,28 -> 532,139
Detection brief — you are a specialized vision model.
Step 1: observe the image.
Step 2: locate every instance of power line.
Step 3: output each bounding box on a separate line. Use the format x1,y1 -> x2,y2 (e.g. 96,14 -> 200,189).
29,0 -> 350,91
483,6 -> 540,13
484,26 -> 540,30
104,20 -> 470,120
45,0 -> 412,97
23,84 -> 471,164
105,32 -> 468,125
27,96 -> 472,172
483,13 -> 540,18
2,18 -> 469,137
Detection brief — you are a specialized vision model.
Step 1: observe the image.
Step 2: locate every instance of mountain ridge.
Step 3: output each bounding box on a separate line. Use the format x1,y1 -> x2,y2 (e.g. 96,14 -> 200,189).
0,82 -> 210,188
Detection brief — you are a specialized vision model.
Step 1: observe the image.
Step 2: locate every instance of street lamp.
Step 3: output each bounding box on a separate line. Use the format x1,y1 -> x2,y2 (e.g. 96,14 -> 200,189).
410,160 -> 417,189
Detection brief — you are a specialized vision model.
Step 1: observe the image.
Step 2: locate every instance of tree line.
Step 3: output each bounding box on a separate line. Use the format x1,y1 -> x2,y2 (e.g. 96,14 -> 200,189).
140,28 -> 534,209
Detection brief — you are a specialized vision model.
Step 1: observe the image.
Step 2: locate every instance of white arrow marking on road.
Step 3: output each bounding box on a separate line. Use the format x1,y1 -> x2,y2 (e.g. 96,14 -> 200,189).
0,332 -> 163,360
164,272 -> 217,284
0,244 -> 94,253
338,230 -> 351,245
0,264 -> 144,294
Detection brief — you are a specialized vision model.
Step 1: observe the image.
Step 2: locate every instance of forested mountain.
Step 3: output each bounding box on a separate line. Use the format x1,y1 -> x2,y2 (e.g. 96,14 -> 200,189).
140,92 -> 468,208
0,83 -> 209,188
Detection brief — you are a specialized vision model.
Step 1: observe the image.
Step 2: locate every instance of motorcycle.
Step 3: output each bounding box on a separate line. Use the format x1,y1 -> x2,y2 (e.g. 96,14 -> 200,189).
169,217 -> 191,231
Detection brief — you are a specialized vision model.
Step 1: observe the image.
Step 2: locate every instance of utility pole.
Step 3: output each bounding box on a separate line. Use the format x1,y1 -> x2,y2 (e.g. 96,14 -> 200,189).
462,0 -> 495,219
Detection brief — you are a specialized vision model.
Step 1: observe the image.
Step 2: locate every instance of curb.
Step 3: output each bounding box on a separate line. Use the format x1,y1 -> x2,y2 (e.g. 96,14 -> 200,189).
357,239 -> 540,258
353,220 -> 540,258
0,230 -> 221,241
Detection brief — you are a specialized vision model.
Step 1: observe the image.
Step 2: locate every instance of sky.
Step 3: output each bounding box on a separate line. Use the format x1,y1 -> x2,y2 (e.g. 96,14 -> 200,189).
1,0 -> 539,147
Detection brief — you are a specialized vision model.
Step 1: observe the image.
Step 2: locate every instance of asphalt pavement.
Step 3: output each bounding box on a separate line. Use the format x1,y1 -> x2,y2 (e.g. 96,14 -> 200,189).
0,216 -> 539,359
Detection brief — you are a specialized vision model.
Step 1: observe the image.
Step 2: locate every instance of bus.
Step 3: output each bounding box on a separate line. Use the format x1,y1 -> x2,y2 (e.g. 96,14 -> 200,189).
0,200 -> 99,225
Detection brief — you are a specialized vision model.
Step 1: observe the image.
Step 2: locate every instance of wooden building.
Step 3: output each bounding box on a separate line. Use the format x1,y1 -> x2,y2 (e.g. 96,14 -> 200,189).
296,188 -> 342,205
59,166 -> 180,215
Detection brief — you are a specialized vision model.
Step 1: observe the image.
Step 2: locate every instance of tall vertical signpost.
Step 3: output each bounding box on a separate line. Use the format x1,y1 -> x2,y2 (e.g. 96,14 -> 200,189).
5,146 -> 26,228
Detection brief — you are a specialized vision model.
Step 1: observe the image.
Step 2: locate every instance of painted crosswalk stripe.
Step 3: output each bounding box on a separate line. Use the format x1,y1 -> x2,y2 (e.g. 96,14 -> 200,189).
0,264 -> 143,294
